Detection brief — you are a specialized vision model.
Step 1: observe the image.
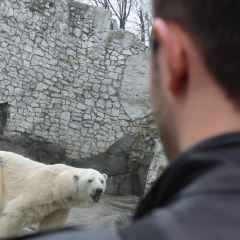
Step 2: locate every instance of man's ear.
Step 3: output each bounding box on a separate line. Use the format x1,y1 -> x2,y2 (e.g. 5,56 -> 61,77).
102,174 -> 108,180
152,18 -> 187,95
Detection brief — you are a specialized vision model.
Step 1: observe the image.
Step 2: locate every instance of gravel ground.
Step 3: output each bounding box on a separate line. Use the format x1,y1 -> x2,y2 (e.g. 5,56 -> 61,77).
21,194 -> 140,236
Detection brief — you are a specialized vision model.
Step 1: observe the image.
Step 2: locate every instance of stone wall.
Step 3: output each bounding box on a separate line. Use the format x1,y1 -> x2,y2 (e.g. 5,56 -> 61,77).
0,0 -> 168,195
0,0 -> 151,159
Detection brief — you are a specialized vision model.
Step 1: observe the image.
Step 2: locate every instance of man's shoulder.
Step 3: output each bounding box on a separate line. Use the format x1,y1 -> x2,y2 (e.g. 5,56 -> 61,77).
121,179 -> 240,240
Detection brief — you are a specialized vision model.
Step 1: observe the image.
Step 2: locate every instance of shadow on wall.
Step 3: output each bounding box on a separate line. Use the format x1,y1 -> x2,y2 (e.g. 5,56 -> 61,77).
0,102 -> 8,135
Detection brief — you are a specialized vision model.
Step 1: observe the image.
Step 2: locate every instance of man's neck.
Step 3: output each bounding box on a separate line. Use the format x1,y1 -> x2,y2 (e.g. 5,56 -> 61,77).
178,79 -> 240,154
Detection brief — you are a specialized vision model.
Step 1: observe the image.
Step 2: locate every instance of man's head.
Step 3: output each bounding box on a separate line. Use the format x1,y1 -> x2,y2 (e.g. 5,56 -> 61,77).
150,0 -> 240,159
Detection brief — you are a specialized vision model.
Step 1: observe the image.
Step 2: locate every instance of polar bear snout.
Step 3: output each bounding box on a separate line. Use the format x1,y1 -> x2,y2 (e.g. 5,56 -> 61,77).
91,188 -> 103,202
95,188 -> 103,195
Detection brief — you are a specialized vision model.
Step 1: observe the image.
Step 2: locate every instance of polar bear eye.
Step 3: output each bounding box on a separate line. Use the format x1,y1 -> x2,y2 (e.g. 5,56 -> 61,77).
88,179 -> 93,183
101,180 -> 104,184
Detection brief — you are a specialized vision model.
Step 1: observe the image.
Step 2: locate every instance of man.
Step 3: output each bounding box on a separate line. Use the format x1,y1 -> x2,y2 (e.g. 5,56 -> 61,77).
13,0 -> 240,239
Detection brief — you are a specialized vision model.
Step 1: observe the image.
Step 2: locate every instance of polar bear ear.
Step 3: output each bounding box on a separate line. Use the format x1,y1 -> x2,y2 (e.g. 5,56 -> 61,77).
102,174 -> 108,180
73,174 -> 79,181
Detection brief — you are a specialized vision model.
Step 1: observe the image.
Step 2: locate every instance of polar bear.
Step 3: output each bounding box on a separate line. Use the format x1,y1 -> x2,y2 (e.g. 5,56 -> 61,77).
0,151 -> 108,238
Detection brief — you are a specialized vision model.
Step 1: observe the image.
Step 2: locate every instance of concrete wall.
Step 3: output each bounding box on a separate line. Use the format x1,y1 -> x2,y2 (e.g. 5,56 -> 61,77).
0,0 -> 151,158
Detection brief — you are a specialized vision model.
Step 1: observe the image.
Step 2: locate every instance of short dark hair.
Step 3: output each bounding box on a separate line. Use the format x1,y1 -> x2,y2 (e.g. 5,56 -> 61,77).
153,0 -> 240,107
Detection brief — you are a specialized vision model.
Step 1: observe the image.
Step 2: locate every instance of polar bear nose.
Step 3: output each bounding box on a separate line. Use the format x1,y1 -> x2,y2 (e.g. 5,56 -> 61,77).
96,188 -> 103,195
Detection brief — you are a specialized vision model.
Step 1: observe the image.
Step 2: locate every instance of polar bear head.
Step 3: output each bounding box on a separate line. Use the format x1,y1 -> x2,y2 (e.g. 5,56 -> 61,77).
73,169 -> 108,205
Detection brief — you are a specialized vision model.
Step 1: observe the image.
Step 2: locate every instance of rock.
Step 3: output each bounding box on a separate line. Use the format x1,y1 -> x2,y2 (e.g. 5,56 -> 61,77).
105,174 -> 132,195
103,155 -> 128,176
70,153 -> 128,176
131,173 -> 142,196
11,135 -> 35,147
139,154 -> 154,166
0,134 -> 66,164
120,52 -> 151,121
107,134 -> 136,157
145,139 -> 168,194
29,143 -> 65,164
118,174 -> 132,195
0,135 -> 29,156
138,165 -> 149,193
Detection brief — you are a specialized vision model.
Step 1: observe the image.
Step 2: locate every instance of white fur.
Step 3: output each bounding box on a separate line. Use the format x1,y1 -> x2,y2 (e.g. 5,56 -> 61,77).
0,151 -> 107,238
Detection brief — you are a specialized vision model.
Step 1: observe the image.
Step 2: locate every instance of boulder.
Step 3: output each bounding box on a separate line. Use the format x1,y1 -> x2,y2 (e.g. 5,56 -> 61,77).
0,135 -> 65,164
105,174 -> 132,195
107,134 -> 136,157
69,153 -> 128,176
29,143 -> 65,164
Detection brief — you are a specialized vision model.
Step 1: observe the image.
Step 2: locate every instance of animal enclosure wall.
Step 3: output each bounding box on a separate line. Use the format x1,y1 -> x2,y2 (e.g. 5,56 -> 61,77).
0,0 -> 151,158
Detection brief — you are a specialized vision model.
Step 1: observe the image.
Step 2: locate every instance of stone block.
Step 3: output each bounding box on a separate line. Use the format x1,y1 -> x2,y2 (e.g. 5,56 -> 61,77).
61,112 -> 71,121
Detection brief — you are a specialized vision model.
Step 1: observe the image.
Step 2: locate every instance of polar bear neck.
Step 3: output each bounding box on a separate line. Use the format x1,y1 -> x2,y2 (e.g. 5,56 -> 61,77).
50,165 -> 86,209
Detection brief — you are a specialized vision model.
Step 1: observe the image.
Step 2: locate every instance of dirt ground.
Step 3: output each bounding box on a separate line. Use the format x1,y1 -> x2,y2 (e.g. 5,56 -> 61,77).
21,194 -> 140,236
